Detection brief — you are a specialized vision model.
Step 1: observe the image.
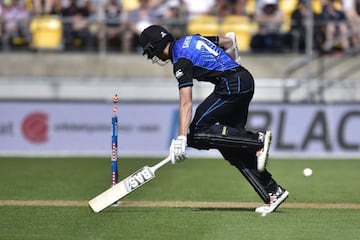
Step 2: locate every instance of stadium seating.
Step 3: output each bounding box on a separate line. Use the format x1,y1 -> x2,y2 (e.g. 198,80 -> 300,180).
187,15 -> 220,36
122,0 -> 140,11
222,15 -> 258,52
279,0 -> 298,31
30,15 -> 63,50
188,14 -> 258,52
245,0 -> 256,16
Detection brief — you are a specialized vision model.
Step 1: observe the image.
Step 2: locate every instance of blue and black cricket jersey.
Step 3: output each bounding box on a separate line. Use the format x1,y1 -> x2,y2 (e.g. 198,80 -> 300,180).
169,34 -> 253,96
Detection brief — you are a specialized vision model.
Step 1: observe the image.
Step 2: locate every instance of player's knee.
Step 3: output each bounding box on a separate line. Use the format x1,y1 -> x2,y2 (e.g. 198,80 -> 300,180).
187,124 -> 223,150
187,132 -> 210,150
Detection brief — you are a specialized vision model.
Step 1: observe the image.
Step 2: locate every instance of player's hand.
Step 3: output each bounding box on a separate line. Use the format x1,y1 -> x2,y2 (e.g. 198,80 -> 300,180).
169,135 -> 187,164
225,32 -> 241,64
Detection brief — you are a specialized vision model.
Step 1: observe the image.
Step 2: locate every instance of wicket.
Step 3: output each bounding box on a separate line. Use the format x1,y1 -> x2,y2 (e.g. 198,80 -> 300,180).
111,94 -> 119,187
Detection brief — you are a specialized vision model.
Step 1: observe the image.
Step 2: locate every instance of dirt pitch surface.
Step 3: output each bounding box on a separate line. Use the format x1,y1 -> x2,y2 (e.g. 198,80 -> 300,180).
1,200 -> 359,209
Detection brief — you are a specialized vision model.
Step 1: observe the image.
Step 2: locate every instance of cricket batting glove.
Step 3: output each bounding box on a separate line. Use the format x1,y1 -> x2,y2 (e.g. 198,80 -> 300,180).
170,135 -> 187,164
225,32 -> 241,64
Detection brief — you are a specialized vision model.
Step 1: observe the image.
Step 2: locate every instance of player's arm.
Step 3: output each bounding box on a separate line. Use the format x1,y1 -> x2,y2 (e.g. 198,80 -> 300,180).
178,86 -> 192,136
204,36 -> 229,48
174,58 -> 194,137
169,58 -> 193,164
169,84 -> 192,164
219,36 -> 234,50
205,34 -> 241,63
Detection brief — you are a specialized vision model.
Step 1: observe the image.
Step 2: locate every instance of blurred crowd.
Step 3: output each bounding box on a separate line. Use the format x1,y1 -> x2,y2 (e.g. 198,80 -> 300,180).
0,0 -> 359,53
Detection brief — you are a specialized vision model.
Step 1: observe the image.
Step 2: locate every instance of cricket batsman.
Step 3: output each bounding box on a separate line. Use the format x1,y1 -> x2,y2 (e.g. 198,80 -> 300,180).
139,25 -> 289,214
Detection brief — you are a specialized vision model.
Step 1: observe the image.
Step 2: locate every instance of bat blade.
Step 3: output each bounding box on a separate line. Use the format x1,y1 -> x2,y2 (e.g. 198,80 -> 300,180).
89,166 -> 155,212
88,180 -> 129,213
88,156 -> 171,213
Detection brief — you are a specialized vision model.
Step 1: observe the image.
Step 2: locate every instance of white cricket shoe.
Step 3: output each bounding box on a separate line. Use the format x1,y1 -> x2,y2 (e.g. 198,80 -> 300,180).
257,131 -> 272,172
255,186 -> 289,214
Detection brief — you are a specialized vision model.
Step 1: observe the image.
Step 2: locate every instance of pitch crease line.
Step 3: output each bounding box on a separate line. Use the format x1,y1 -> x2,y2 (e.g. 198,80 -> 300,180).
0,200 -> 360,209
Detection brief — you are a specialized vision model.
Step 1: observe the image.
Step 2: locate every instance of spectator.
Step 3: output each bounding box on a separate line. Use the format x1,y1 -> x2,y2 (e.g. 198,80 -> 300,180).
183,0 -> 215,19
121,0 -> 158,53
320,0 -> 350,52
208,0 -> 247,17
157,0 -> 188,39
234,0 -> 248,16
61,0 -> 95,51
289,0 -> 323,52
0,4 -> 2,44
32,0 -> 53,15
83,0 -> 99,45
208,0 -> 233,21
1,0 -> 31,51
97,0 -> 124,51
49,0 -> 63,15
343,0 -> 360,51
250,0 -> 285,53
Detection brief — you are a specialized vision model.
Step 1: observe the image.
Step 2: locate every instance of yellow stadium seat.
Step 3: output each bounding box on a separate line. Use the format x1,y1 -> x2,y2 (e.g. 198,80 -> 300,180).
30,15 -> 63,50
312,0 -> 323,14
334,1 -> 342,10
122,0 -> 139,12
279,0 -> 298,32
279,0 -> 298,15
221,16 -> 258,52
24,0 -> 33,11
245,0 -> 256,16
281,14 -> 292,32
187,15 -> 220,36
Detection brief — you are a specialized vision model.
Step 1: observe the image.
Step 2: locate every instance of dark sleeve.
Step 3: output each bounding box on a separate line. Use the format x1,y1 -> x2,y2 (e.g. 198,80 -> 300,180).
174,58 -> 194,89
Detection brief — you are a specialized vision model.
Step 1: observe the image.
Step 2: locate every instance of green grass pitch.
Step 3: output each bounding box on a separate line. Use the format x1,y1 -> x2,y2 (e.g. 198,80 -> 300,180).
0,156 -> 359,240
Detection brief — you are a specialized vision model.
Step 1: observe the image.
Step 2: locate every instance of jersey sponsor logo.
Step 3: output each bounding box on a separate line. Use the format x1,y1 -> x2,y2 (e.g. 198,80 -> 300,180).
175,69 -> 184,79
125,167 -> 154,191
182,36 -> 192,48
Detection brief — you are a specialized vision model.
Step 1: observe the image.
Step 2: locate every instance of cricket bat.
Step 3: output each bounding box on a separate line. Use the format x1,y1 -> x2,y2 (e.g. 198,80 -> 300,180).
89,156 -> 171,213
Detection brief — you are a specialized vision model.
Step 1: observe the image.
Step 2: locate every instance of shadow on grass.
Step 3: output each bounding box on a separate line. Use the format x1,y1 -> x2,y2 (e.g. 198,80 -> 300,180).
100,207 -> 255,213
195,207 -> 255,212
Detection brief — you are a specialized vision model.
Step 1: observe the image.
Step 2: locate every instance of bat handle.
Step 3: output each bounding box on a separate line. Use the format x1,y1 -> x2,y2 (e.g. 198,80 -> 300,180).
150,156 -> 171,172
